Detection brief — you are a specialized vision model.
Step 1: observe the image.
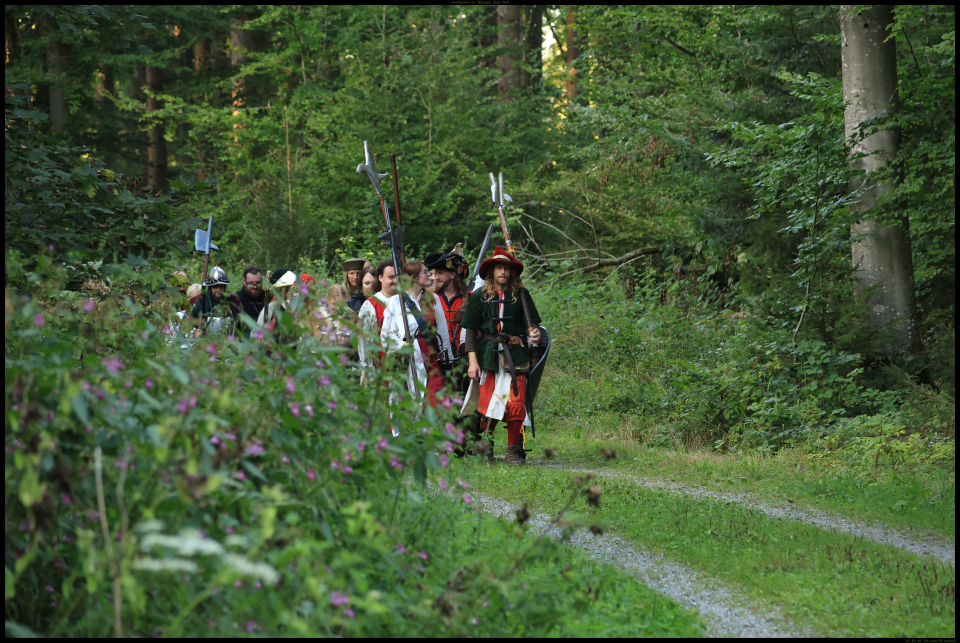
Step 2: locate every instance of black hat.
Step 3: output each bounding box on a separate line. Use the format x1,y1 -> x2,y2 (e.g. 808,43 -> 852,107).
423,253 -> 448,271
270,268 -> 291,285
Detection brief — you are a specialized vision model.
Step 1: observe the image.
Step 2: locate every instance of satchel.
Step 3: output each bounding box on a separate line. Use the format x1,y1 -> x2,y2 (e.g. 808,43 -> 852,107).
499,350 -> 531,375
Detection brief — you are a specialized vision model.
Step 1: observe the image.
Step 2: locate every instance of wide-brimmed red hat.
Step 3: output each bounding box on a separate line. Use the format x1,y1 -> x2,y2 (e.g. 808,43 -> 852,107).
478,246 -> 524,279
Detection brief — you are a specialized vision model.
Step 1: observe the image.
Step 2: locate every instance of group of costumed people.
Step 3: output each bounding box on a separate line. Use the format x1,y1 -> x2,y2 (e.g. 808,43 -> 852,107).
173,244 -> 545,464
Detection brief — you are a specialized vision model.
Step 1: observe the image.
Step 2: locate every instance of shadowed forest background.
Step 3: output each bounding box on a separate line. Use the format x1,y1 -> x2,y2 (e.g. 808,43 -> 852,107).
4,4 -> 955,638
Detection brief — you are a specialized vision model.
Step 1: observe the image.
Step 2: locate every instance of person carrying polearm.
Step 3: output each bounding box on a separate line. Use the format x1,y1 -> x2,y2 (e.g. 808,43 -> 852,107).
380,259 -> 453,410
460,247 -> 542,463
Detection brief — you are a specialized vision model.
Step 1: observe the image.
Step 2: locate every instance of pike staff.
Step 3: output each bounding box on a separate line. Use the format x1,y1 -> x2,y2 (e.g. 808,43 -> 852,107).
193,216 -> 219,333
490,172 -> 541,366
356,141 -> 415,381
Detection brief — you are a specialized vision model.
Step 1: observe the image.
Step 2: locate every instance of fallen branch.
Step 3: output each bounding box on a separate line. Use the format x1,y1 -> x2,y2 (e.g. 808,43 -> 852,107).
555,246 -> 661,279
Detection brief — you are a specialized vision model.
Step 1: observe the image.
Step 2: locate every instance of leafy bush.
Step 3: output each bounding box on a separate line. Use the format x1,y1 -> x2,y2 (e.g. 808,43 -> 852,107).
5,254 -> 703,637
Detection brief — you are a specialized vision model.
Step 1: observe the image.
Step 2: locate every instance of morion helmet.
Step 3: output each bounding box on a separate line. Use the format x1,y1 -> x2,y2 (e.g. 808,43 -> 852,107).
203,265 -> 231,287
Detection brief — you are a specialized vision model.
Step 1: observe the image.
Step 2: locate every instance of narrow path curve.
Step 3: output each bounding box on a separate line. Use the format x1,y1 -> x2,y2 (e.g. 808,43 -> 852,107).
532,461 -> 956,567
474,493 -> 808,638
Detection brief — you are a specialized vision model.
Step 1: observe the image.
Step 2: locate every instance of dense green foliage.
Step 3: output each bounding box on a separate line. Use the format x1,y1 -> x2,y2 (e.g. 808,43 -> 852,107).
4,3 -> 955,637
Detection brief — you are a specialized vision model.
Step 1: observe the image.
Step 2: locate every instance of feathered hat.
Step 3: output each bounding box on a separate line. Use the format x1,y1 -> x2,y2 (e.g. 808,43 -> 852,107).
477,246 -> 523,279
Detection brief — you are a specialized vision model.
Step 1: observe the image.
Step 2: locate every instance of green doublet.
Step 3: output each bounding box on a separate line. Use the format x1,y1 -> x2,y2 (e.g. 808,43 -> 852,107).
461,287 -> 541,372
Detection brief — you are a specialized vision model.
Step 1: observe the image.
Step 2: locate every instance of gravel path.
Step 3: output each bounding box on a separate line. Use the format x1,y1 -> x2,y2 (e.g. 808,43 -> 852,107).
532,461 -> 956,567
473,493 -> 808,638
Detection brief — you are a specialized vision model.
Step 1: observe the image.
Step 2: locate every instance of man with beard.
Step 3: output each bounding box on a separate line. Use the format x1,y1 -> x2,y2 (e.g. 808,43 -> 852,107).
424,244 -> 469,358
232,265 -> 266,338
190,266 -> 241,337
460,248 -> 541,464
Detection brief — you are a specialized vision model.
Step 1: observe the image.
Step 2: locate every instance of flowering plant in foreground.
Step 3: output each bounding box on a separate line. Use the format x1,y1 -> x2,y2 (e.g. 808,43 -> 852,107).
4,263 -> 468,637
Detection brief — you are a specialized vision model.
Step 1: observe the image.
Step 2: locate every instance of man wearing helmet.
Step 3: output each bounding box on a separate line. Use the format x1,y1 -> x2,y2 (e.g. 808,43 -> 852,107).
190,265 -> 241,337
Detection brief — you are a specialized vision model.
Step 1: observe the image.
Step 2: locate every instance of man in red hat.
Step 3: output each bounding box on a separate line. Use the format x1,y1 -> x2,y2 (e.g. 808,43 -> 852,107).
460,247 -> 541,463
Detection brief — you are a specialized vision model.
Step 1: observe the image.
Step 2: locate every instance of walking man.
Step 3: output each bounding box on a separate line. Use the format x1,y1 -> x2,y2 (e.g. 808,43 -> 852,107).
381,260 -> 452,409
358,259 -> 396,368
233,265 -> 265,337
425,244 -> 469,358
460,247 -> 541,463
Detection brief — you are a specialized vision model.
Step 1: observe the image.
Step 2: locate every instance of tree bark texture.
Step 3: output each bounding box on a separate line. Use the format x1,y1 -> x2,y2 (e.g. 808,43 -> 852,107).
522,5 -> 543,91
497,5 -> 522,103
565,7 -> 582,102
840,5 -> 922,360
230,12 -> 269,110
146,65 -> 168,189
46,36 -> 66,132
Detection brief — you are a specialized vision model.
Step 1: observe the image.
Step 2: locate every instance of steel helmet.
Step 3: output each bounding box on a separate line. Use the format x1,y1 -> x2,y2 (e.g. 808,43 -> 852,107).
203,265 -> 231,287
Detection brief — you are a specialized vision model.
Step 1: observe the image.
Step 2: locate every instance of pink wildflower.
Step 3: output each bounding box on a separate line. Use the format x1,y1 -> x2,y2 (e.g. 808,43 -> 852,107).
342,465 -> 353,474
145,377 -> 154,388
246,621 -> 255,634
444,422 -> 456,436
328,401 -> 337,411
83,299 -> 95,313
235,470 -> 246,480
442,396 -> 452,410
225,526 -> 235,534
418,550 -> 428,561
224,431 -> 236,441
395,542 -> 407,554
233,579 -> 242,588
177,398 -> 189,414
331,591 -> 350,607
440,454 -> 449,468
356,441 -> 365,452
101,355 -> 122,373
61,493 -> 72,505
331,461 -> 340,470
282,454 -> 290,464
206,343 -> 217,357
34,313 -> 45,327
345,608 -> 355,618
254,329 -> 264,340
456,430 -> 465,445
443,441 -> 454,453
305,404 -> 314,418
307,469 -> 316,480
210,435 -> 222,446
255,581 -> 262,589
389,455 -> 403,470
319,376 -> 331,386
245,441 -> 264,456
439,479 -> 448,491
290,402 -> 300,417
340,355 -> 349,366
285,377 -> 295,394
463,493 -> 473,504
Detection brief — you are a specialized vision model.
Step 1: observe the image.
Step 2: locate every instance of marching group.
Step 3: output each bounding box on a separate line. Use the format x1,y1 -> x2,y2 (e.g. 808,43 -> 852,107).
168,245 -> 544,464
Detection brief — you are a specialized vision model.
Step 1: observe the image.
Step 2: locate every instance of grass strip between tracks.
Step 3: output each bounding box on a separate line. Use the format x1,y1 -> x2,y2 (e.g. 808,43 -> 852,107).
518,426 -> 956,540
456,459 -> 956,638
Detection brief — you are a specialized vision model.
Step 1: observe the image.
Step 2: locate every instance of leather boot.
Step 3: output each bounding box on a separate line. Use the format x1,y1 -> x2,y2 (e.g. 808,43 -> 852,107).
505,444 -> 526,464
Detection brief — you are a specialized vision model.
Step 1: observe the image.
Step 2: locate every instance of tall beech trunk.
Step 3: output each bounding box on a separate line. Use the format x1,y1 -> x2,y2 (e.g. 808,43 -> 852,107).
565,7 -> 582,102
130,63 -> 148,174
840,5 -> 922,360
146,65 -> 168,189
46,37 -> 66,132
522,5 -> 543,91
497,5 -> 522,103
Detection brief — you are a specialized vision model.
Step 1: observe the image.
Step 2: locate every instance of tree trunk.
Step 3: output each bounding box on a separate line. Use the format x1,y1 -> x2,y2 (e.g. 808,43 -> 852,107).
129,63 -> 148,177
230,12 -> 269,110
146,65 -> 168,190
840,5 -> 922,360
497,5 -> 522,103
46,37 -> 66,132
522,5 -> 543,91
565,7 -> 582,102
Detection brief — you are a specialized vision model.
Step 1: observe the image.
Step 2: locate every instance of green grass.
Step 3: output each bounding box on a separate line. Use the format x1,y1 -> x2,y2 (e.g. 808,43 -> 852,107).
515,423 -> 955,540
453,460 -> 955,638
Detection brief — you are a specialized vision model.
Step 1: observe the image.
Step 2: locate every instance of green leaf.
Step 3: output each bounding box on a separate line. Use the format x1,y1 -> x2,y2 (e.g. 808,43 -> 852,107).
71,393 -> 90,423
59,22 -> 82,33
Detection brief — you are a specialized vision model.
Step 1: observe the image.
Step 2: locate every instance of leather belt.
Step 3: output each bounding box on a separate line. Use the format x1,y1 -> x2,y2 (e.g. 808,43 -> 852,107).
477,331 -> 520,395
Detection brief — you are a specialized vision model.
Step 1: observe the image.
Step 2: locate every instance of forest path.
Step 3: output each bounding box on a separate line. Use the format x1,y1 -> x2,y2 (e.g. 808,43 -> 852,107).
474,493 -> 807,638
529,461 -> 956,567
